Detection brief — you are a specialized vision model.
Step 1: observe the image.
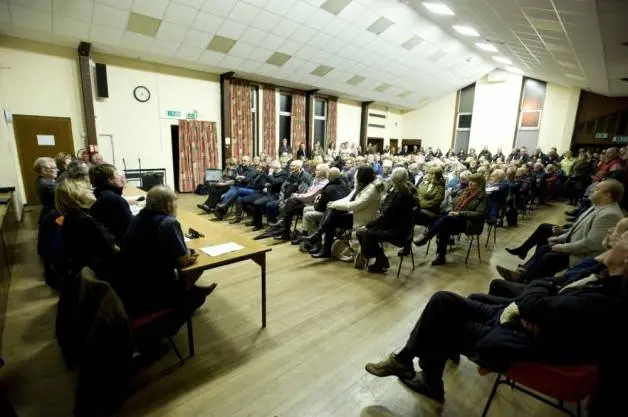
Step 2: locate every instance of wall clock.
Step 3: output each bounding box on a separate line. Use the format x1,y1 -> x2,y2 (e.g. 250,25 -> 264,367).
133,86 -> 151,102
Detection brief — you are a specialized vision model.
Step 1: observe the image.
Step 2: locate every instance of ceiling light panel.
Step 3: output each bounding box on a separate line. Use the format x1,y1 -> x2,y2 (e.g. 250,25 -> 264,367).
452,25 -> 480,37
475,42 -> 498,52
207,35 -> 236,53
320,0 -> 352,15
311,65 -> 334,76
375,83 -> 391,92
493,56 -> 513,65
266,52 -> 291,67
127,12 -> 161,37
422,2 -> 455,16
366,17 -> 394,35
347,75 -> 366,85
398,90 -> 412,98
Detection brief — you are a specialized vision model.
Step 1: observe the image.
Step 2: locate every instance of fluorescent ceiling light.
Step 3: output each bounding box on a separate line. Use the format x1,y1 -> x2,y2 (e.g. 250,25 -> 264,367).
422,2 -> 454,16
453,25 -> 479,37
565,73 -> 586,81
493,56 -> 512,65
475,42 -> 497,52
506,66 -> 523,74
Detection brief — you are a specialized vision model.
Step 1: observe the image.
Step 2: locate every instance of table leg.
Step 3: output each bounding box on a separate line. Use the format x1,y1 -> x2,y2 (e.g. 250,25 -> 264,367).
252,253 -> 267,328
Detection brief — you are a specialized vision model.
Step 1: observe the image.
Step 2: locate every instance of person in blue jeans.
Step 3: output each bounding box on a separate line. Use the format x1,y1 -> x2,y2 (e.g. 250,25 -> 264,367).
214,156 -> 257,219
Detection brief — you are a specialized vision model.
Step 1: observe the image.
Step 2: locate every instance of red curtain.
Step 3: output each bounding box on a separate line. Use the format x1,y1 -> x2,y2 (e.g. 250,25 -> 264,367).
262,84 -> 276,158
230,79 -> 252,158
178,120 -> 218,193
326,98 -> 337,150
291,92 -> 306,149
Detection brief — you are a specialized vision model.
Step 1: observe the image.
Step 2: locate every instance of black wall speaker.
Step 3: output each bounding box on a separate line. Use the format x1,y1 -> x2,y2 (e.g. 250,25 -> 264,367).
95,63 -> 109,98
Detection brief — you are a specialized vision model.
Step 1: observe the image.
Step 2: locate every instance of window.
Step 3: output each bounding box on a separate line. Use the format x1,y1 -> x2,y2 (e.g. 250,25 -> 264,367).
518,78 -> 546,130
279,92 -> 292,146
457,113 -> 472,130
313,98 -> 327,147
251,86 -> 259,155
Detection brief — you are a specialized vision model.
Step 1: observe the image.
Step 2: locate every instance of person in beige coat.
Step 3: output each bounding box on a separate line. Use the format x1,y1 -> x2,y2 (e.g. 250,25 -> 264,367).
305,166 -> 385,258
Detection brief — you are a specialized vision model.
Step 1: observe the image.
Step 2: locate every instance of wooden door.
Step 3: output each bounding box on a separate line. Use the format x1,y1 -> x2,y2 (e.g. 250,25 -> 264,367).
12,115 -> 75,205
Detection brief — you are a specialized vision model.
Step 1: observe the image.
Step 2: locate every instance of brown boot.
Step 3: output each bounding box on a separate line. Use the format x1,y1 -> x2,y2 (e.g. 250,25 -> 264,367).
365,353 -> 415,379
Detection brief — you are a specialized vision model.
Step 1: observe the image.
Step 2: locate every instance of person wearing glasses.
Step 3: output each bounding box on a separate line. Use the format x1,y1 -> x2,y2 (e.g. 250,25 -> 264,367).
33,157 -> 58,223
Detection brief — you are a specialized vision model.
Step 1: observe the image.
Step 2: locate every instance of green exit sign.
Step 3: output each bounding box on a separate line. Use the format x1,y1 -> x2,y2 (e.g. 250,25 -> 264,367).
166,110 -> 181,118
613,135 -> 628,144
186,112 -> 198,120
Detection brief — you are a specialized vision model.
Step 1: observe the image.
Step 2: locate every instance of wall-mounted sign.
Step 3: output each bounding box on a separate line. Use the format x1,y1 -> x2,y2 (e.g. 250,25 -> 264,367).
37,134 -> 55,146
594,132 -> 609,139
186,112 -> 198,120
613,135 -> 628,144
166,110 -> 181,118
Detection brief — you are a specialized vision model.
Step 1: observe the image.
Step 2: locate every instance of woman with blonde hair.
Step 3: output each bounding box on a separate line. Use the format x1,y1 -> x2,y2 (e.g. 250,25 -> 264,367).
57,178 -> 120,283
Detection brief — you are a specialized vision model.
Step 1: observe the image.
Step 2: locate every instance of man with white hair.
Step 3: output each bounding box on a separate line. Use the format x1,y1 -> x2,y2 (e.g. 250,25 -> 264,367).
269,163 -> 329,241
121,185 -> 217,317
34,156 -> 58,223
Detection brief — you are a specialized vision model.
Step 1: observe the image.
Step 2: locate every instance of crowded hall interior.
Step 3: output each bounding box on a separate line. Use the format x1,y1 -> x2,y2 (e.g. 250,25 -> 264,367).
1,0 -> 628,416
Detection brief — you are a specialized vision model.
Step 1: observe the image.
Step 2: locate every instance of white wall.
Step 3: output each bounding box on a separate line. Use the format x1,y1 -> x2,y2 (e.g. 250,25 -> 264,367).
336,99 -> 361,147
469,73 -> 523,154
0,72 -> 24,219
92,63 -> 221,188
402,92 -> 457,150
366,106 -> 403,148
0,44 -> 86,203
538,83 -> 580,153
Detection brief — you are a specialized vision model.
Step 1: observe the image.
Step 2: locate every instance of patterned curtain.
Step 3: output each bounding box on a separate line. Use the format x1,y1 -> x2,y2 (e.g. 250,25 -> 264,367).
291,91 -> 306,150
230,78 -> 252,158
326,97 -> 337,151
178,120 -> 219,192
262,84 -> 276,158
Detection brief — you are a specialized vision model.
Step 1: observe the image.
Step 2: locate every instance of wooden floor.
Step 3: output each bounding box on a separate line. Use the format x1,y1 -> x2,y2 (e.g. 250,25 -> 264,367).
0,195 -> 575,417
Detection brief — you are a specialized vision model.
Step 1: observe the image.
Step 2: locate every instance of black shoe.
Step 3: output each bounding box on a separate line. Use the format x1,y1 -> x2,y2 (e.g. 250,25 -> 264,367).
505,247 -> 526,260
195,282 -> 217,297
197,204 -> 211,213
397,245 -> 411,257
273,232 -> 290,241
307,240 -> 322,254
291,232 -> 304,245
413,235 -> 429,247
252,225 -> 263,232
214,204 -> 227,220
311,248 -> 332,258
229,217 -> 242,224
245,221 -> 255,227
304,230 -> 323,244
431,256 -> 446,266
367,263 -> 387,274
565,209 -> 577,216
399,372 -> 445,403
566,216 -> 576,222
254,230 -> 275,240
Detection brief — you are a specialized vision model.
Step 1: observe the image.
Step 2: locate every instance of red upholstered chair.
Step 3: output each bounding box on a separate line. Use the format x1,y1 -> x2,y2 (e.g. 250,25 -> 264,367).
481,363 -> 599,417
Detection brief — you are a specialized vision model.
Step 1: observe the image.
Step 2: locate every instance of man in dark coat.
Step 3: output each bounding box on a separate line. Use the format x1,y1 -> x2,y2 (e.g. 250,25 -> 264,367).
90,164 -> 134,245
243,161 -> 288,230
364,231 -> 628,403
197,160 -> 238,212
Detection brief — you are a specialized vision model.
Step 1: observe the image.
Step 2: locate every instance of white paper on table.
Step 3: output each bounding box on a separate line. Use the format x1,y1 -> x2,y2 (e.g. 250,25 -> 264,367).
200,242 -> 244,257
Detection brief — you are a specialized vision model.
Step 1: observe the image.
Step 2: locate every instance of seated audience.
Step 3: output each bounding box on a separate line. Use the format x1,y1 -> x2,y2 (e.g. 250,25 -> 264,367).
254,160 -> 311,238
356,168 -> 416,273
485,169 -> 509,223
56,178 -> 120,284
268,164 -> 330,241
413,173 -> 488,266
497,179 -> 625,283
89,164 -> 134,245
296,142 -> 309,160
416,167 -> 445,226
213,156 -> 256,219
198,159 -> 238,213
531,162 -> 548,205
294,167 -> 350,246
56,159 -> 89,183
364,231 -> 628,403
242,161 -> 288,231
229,163 -> 269,224
55,152 -> 71,178
34,156 -> 58,223
304,166 -> 384,258
504,167 -> 522,227
121,185 -> 217,317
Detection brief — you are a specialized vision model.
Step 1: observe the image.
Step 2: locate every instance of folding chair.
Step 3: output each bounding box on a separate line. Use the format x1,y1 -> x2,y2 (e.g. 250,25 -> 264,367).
396,229 -> 416,278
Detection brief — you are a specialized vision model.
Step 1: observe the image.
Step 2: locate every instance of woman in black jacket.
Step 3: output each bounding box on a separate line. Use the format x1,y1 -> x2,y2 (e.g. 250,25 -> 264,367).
356,167 -> 417,273
90,164 -> 134,245
56,178 -> 121,285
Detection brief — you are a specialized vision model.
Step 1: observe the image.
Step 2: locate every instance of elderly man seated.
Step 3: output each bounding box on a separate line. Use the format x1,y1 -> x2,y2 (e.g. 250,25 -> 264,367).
497,179 -> 624,283
267,163 -> 330,241
121,185 -> 217,317
364,230 -> 628,403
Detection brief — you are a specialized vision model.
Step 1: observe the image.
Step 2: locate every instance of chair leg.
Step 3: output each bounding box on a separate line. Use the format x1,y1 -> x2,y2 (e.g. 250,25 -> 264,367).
493,224 -> 497,246
481,374 -> 502,417
187,317 -> 195,358
476,235 -> 482,263
465,237 -> 473,264
485,224 -> 492,248
425,238 -> 431,255
167,337 -> 184,364
410,248 -> 415,269
396,255 -> 403,278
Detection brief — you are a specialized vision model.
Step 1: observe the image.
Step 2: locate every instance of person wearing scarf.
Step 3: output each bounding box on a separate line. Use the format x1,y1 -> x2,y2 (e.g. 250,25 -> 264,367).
413,173 -> 488,266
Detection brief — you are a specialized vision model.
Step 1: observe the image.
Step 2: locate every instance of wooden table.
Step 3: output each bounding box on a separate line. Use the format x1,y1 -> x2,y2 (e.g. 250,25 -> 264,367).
124,186 -> 272,328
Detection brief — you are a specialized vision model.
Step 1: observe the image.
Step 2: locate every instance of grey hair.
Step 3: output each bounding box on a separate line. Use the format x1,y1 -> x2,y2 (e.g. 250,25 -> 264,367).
316,163 -> 329,178
146,185 -> 177,213
391,167 -> 410,193
328,167 -> 341,181
65,160 -> 90,180
33,157 -> 54,173
269,160 -> 281,170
